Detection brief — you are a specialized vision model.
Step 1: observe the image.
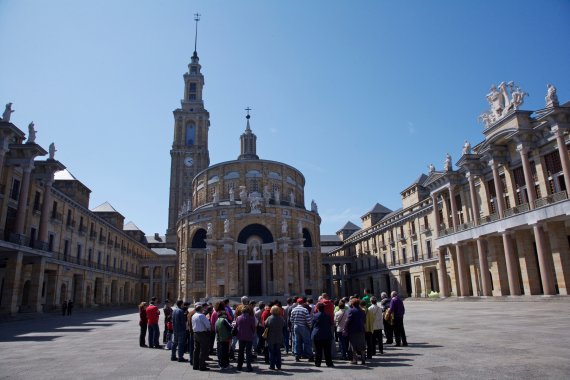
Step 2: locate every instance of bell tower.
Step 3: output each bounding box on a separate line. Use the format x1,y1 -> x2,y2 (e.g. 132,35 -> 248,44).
166,13 -> 210,245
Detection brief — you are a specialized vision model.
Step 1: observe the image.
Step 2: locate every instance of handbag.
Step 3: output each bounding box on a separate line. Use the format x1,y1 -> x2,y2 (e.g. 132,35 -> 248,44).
262,327 -> 269,339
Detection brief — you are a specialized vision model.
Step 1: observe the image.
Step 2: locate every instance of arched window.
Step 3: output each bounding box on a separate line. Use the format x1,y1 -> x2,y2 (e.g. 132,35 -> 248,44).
186,124 -> 195,146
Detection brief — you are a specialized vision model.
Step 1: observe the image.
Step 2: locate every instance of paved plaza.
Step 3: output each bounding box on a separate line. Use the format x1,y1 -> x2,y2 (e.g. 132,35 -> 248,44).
1,299 -> 570,379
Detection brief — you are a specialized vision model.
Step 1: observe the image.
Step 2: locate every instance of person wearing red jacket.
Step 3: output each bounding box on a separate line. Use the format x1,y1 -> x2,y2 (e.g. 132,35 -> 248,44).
146,297 -> 161,348
316,293 -> 335,324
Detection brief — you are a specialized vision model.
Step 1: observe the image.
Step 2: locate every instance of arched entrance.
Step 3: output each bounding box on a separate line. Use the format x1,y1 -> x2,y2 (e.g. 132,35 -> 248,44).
60,283 -> 67,303
238,224 -> 274,296
415,277 -> 422,298
85,285 -> 92,306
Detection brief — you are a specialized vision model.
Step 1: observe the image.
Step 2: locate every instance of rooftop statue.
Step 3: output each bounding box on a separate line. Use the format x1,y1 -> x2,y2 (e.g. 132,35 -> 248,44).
479,81 -> 528,128
462,140 -> 471,155
48,142 -> 57,160
444,153 -> 452,172
27,122 -> 36,143
428,163 -> 435,174
281,219 -> 288,234
545,84 -> 559,108
311,199 -> 318,214
1,103 -> 14,122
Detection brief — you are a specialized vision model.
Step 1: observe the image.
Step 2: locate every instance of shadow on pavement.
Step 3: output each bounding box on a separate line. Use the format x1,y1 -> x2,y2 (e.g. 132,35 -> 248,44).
0,308 -> 134,343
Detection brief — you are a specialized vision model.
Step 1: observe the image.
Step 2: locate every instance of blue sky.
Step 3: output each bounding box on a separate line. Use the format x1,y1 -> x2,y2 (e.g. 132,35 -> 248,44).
1,0 -> 569,235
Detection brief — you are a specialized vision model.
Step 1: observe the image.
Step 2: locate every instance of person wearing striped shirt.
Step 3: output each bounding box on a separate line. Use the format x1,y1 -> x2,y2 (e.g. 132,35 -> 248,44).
290,298 -> 314,362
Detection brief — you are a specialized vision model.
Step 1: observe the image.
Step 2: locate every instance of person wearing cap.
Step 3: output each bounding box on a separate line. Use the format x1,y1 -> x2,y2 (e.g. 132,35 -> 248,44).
192,303 -> 212,371
290,298 -> 314,362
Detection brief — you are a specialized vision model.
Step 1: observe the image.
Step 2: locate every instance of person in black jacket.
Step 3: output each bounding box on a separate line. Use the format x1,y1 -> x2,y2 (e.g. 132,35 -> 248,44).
311,303 -> 334,368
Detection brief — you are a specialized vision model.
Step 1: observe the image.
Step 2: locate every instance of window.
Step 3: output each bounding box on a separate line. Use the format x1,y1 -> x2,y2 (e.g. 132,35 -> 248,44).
77,244 -> 82,262
63,240 -> 69,260
48,234 -> 54,252
194,255 -> 205,281
427,240 -> 432,258
186,124 -> 195,146
189,94 -> 196,100
33,191 -> 41,211
402,247 -> 407,264
304,254 -> 311,279
66,209 -> 72,226
51,201 -> 58,218
88,249 -> 92,263
10,179 -> 20,200
413,245 -> 419,261
190,65 -> 197,74
391,250 -> 396,265
189,82 -> 197,92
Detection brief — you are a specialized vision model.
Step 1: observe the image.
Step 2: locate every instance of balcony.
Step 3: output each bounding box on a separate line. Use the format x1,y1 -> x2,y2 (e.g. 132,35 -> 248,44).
420,225 -> 432,235
50,212 -> 63,223
437,190 -> 569,246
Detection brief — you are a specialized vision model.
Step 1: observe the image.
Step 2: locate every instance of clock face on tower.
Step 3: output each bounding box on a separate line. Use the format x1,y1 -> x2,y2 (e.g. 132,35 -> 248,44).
184,157 -> 194,167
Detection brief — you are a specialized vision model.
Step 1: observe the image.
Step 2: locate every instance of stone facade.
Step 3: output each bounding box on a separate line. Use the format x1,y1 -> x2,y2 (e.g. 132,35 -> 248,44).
166,49 -> 322,302
324,83 -> 570,299
0,119 -> 175,315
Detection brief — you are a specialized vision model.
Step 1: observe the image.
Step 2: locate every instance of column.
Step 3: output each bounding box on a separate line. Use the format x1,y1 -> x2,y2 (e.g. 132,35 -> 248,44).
261,251 -> 267,295
282,247 -> 289,295
205,250 -> 211,298
0,140 -> 9,185
0,252 -> 24,314
533,224 -> 556,295
466,172 -> 480,225
476,238 -> 492,296
448,186 -> 459,229
552,126 -> 570,193
242,253 -> 248,296
437,248 -> 449,297
298,251 -> 305,294
501,232 -> 521,295
489,159 -> 505,217
431,193 -> 441,237
149,266 -> 154,298
161,266 -> 167,301
14,162 -> 34,235
28,256 -> 46,312
516,144 -> 537,208
454,245 -> 470,296
38,179 -> 53,246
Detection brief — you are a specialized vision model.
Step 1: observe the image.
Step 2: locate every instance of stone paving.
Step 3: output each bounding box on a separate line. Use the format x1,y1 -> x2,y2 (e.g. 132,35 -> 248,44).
1,298 -> 570,379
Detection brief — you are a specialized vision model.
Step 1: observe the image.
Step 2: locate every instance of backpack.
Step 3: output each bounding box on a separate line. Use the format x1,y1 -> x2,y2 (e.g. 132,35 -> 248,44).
216,318 -> 232,341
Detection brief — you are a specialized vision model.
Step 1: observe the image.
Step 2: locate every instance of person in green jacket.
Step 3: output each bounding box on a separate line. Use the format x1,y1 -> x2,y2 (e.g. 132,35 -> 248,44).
362,299 -> 375,359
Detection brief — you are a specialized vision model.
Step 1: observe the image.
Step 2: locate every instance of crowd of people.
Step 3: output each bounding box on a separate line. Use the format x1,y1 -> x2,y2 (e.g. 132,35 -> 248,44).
137,290 -> 407,372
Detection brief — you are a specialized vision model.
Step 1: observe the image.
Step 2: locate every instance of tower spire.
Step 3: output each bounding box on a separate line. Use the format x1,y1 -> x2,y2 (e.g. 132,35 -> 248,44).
193,12 -> 201,57
238,107 -> 259,160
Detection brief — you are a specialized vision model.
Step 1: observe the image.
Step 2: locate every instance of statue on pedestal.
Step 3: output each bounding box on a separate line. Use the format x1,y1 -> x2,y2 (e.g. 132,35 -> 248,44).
274,188 -> 280,203
289,191 -> 295,205
224,219 -> 230,234
311,200 -> 318,214
297,221 -> 303,235
444,153 -> 452,172
1,103 -> 14,122
428,163 -> 435,174
207,222 -> 213,236
281,219 -> 288,235
239,186 -> 247,202
229,186 -> 235,202
462,140 -> 471,155
48,142 -> 57,160
212,189 -> 219,204
250,193 -> 261,213
27,122 -> 36,143
546,84 -> 559,108
263,185 -> 271,205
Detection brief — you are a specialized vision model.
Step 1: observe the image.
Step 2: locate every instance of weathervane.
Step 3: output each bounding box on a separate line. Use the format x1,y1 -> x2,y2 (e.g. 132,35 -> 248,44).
245,107 -> 252,119
193,12 -> 201,53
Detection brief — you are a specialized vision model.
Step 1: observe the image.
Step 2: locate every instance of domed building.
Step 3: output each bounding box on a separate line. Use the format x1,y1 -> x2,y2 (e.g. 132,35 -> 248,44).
165,34 -> 322,301
176,112 -> 322,300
